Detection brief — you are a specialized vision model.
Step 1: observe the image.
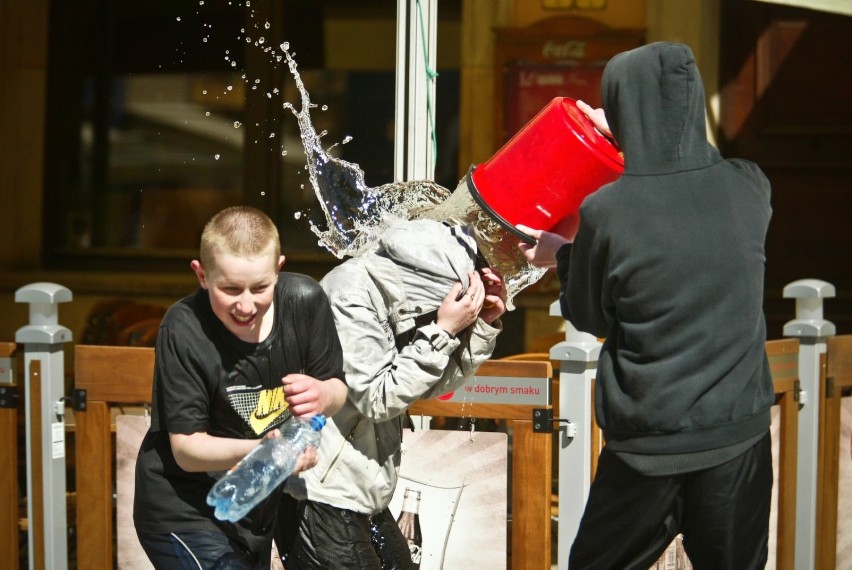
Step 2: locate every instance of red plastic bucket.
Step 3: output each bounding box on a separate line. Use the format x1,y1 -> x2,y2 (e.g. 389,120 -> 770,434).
468,97 -> 623,243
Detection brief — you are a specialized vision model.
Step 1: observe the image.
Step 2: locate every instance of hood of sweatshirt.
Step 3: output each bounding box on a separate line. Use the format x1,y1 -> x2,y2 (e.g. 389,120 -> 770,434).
372,219 -> 477,334
602,42 -> 722,175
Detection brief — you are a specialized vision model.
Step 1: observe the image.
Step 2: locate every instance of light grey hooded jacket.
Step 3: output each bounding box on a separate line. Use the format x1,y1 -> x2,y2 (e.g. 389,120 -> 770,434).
285,219 -> 501,514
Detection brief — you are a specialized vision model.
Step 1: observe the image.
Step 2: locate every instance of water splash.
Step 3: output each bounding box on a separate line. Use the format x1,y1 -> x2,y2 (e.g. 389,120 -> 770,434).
210,13 -> 548,305
265,41 -> 547,306
280,48 -> 448,259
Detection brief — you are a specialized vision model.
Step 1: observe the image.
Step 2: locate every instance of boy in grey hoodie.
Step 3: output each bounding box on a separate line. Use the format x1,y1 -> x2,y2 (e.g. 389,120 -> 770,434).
282,219 -> 506,569
519,42 -> 774,569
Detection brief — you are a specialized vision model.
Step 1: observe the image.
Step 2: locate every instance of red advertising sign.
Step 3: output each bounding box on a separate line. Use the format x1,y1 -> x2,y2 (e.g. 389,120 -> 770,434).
503,63 -> 605,141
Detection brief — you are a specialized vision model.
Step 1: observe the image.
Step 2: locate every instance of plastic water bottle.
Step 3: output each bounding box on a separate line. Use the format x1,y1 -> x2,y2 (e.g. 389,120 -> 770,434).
207,414 -> 326,522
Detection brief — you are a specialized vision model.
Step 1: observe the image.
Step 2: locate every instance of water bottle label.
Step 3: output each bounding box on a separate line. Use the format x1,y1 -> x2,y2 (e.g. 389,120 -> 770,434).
410,545 -> 422,563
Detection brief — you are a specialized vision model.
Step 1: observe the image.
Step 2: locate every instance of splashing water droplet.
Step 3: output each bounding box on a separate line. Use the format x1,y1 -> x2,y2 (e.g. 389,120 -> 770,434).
277,47 -> 544,306
294,211 -> 302,220
234,121 -> 242,128
205,111 -> 210,117
214,154 -> 221,160
278,48 -> 449,260
321,105 -> 328,111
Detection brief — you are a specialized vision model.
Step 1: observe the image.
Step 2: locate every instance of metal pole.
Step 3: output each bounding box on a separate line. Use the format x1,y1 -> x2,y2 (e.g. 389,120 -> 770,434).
15,282 -> 72,570
549,301 -> 600,570
782,278 -> 835,570
394,0 -> 437,182
393,0 -> 408,181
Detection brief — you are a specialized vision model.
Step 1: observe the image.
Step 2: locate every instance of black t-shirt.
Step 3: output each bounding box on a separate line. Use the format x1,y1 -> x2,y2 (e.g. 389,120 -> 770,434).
133,272 -> 345,553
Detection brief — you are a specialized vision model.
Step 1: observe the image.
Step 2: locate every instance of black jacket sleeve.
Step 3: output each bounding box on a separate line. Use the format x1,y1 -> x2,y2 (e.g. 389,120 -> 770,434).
555,242 -> 573,321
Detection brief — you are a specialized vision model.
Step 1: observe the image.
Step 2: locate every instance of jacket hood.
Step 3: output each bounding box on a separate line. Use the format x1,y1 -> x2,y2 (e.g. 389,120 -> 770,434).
602,42 -> 721,175
373,219 -> 477,334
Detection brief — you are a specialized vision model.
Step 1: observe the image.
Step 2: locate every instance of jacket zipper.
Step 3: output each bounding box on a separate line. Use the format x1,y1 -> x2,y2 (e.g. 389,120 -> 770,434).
319,416 -> 362,483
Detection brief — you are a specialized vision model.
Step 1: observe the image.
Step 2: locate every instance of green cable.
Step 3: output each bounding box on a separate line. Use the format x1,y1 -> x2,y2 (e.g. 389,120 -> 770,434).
416,0 -> 439,173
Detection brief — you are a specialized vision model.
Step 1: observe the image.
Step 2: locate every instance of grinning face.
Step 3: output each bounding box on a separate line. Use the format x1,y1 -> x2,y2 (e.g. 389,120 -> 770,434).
191,249 -> 285,343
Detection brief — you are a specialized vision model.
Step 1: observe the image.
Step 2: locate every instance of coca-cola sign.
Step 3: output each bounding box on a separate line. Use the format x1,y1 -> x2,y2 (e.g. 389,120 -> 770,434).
541,39 -> 586,60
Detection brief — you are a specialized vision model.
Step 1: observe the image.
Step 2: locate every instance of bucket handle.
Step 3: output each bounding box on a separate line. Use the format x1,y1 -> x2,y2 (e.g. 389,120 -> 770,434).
465,165 -> 536,245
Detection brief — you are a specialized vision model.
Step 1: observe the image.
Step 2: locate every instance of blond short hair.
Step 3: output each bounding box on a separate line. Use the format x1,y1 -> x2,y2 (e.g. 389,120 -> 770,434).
199,206 -> 281,271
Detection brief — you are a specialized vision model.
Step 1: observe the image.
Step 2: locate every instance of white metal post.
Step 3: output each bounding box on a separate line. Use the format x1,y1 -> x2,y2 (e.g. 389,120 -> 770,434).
549,301 -> 600,570
15,282 -> 73,570
394,0 -> 437,182
782,278 -> 835,570
393,0 -> 408,180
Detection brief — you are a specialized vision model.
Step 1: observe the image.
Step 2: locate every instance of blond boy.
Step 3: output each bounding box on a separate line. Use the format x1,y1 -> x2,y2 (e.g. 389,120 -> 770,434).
134,206 -> 347,569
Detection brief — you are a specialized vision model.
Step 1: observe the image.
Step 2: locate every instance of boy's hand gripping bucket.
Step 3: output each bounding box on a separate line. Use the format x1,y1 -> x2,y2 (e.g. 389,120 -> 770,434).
467,97 -> 623,243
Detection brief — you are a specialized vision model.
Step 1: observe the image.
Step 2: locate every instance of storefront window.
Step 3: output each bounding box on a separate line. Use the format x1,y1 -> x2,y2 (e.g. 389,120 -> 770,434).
44,0 -> 460,272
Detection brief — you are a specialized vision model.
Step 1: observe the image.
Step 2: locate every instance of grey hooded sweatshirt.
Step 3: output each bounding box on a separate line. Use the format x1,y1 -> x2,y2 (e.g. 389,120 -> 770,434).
555,42 -> 774,469
286,219 -> 500,513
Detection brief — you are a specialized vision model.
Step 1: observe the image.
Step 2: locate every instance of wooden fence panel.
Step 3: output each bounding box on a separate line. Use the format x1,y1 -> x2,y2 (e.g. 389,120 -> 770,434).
74,346 -> 153,570
75,347 -> 553,570
0,342 -> 19,570
821,335 -> 852,569
766,337 -> 800,570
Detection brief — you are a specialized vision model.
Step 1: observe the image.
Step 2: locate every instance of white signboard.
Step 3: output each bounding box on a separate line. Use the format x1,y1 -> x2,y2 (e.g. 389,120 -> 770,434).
435,375 -> 550,406
390,430 -> 508,569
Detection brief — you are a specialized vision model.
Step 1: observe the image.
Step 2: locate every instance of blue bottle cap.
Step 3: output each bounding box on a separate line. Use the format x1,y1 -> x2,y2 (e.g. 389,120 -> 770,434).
309,414 -> 326,431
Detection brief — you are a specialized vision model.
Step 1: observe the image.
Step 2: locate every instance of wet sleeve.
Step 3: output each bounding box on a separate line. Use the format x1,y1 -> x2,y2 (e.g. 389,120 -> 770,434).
329,292 -> 459,422
305,286 -> 347,384
153,326 -> 212,435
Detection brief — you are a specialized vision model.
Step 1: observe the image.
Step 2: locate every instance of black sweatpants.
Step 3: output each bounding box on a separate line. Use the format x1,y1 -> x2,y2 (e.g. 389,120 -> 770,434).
136,529 -> 270,570
569,431 -> 772,570
284,500 -> 416,570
